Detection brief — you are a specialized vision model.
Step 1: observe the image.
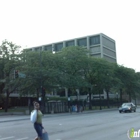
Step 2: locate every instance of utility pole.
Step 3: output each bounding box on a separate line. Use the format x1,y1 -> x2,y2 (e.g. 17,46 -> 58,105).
39,48 -> 45,113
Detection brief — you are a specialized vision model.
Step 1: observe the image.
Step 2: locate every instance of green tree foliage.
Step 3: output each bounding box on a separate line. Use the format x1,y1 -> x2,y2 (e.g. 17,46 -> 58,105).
0,40 -> 21,112
83,58 -> 118,109
115,65 -> 139,103
57,46 -> 89,92
16,46 -> 140,109
123,68 -> 137,102
1,40 -> 140,111
96,60 -> 117,108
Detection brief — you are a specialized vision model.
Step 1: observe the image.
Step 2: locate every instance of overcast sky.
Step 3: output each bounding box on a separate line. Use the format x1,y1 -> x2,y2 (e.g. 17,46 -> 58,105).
0,0 -> 140,72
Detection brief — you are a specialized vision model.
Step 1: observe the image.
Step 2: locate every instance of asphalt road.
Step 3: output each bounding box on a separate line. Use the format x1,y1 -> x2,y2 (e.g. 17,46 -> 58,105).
0,108 -> 140,140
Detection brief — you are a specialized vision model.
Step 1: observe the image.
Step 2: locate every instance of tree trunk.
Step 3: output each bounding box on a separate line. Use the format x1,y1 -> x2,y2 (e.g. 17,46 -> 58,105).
134,93 -> 137,106
88,88 -> 92,110
36,88 -> 39,100
99,88 -> 102,110
120,88 -> 122,105
4,91 -> 10,112
106,90 -> 110,108
128,92 -> 131,102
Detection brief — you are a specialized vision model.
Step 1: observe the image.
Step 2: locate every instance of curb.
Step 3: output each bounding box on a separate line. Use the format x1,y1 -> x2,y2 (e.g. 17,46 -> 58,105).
0,112 -> 25,116
0,108 -> 118,123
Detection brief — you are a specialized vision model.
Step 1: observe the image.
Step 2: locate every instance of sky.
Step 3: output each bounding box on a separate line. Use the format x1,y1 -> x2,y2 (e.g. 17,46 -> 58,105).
0,0 -> 140,72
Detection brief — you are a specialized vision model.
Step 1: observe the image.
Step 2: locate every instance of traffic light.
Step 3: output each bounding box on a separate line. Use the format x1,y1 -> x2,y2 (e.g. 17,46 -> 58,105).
15,70 -> 19,79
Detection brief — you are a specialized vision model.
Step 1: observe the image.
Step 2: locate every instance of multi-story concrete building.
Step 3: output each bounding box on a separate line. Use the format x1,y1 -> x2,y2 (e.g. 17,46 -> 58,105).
27,33 -> 117,63
25,33 -> 117,97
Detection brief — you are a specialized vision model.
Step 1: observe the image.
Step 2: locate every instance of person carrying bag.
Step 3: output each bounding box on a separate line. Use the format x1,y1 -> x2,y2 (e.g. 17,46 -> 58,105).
30,101 -> 48,140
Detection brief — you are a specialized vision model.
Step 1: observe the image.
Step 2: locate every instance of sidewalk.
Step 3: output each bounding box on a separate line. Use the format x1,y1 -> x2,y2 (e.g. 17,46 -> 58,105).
0,108 -> 118,123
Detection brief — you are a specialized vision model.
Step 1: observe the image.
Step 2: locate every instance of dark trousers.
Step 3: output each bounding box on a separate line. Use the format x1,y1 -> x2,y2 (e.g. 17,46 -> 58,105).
34,123 -> 43,139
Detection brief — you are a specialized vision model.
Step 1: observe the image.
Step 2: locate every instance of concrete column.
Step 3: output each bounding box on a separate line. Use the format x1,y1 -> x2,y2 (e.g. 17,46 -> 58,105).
87,36 -> 90,50
100,33 -> 103,58
42,45 -> 45,51
75,39 -> 77,46
63,41 -> 66,48
52,44 -> 55,53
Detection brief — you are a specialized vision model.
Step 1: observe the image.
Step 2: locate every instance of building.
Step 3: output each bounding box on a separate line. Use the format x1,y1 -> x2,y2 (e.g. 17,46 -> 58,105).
25,33 -> 117,98
26,33 -> 117,63
1,33 -> 117,108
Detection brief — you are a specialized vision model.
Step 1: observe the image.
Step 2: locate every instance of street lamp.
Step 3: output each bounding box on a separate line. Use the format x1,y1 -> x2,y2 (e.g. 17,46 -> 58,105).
39,47 -> 45,113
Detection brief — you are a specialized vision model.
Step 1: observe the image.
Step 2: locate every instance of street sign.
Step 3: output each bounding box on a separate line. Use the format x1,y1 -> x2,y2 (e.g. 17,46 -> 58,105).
18,72 -> 26,78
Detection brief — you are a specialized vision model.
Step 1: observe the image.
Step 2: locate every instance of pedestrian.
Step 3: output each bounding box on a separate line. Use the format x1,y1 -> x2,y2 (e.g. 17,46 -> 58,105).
33,101 -> 44,140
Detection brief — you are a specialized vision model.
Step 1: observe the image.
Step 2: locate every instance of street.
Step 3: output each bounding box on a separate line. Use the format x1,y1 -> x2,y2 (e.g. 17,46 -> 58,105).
0,108 -> 140,140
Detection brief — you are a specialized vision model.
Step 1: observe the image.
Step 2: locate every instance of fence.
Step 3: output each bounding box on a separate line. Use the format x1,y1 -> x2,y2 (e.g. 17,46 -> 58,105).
45,102 -> 68,113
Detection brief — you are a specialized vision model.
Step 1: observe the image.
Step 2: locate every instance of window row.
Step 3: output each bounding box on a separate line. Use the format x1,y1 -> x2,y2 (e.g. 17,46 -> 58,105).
41,36 -> 101,52
34,35 -> 115,52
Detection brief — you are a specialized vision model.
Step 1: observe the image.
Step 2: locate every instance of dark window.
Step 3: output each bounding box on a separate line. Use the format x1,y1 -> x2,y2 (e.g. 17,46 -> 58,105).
44,45 -> 52,52
77,38 -> 87,46
90,35 -> 100,45
54,43 -> 63,51
35,47 -> 41,51
25,49 -> 32,52
57,89 -> 65,97
66,40 -> 75,47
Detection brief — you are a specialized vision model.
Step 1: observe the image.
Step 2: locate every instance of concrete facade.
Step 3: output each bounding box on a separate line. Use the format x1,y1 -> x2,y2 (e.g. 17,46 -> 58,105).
26,33 -> 117,63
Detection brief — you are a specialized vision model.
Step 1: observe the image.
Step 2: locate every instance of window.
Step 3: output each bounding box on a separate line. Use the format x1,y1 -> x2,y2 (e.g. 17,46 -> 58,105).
90,35 -> 100,45
66,40 -> 75,47
77,38 -> 87,47
44,45 -> 52,52
34,47 -> 41,51
54,43 -> 63,51
25,49 -> 32,52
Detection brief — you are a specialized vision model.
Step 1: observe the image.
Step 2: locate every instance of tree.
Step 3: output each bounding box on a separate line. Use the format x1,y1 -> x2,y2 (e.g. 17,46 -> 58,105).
123,68 -> 137,102
0,40 -> 21,112
87,58 -> 117,109
115,65 -> 138,103
0,57 -> 5,94
114,65 -> 128,104
101,61 -> 117,108
134,72 -> 140,105
19,49 -> 63,112
82,57 -> 97,110
57,46 -> 89,96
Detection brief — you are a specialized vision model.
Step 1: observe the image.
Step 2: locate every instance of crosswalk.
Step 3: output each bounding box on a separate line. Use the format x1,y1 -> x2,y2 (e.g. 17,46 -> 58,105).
0,136 -> 29,140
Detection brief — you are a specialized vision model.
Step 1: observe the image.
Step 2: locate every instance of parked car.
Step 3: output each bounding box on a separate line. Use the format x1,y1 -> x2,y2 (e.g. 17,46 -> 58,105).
119,102 -> 136,113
